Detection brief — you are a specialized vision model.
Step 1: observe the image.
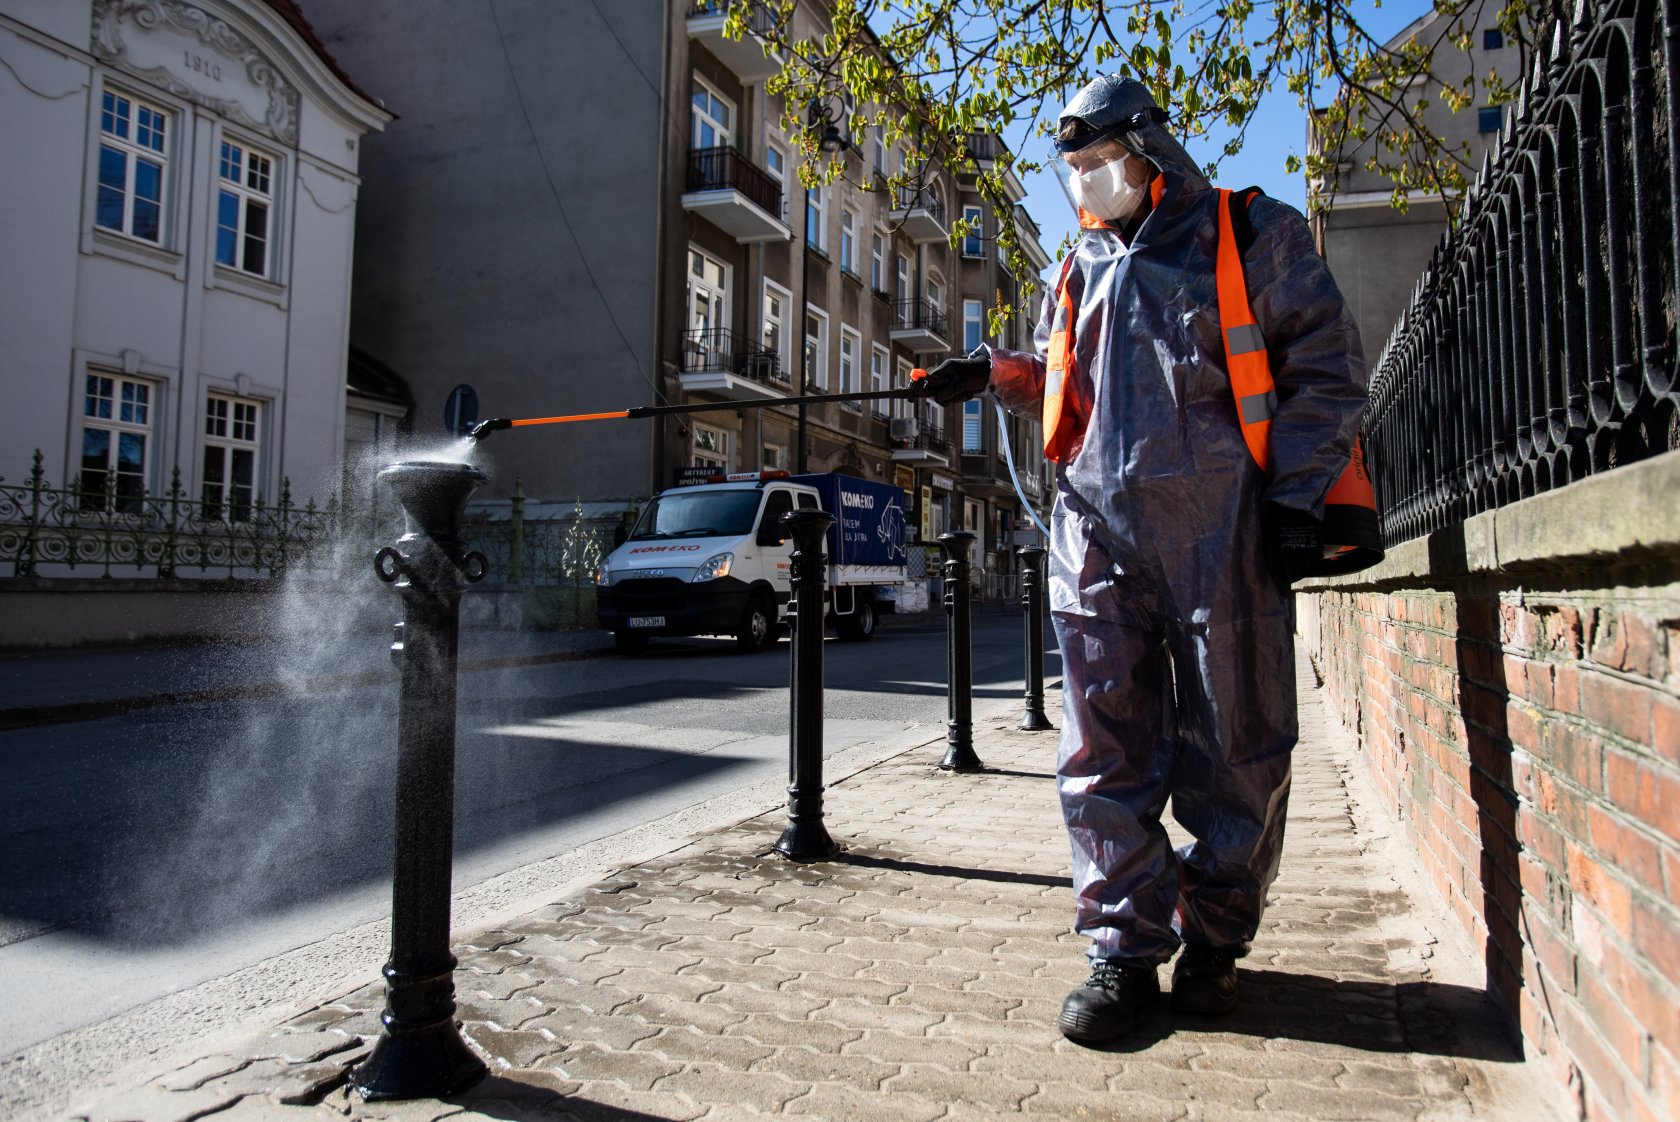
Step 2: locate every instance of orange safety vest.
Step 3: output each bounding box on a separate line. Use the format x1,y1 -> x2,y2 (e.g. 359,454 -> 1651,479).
1043,186 -> 1383,576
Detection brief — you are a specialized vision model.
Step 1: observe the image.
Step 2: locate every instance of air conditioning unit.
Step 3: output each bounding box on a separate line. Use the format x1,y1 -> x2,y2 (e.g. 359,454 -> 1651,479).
888,418 -> 918,442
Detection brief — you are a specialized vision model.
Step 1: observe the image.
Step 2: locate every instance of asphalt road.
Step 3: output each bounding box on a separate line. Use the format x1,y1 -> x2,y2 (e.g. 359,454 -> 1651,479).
0,614 -> 1060,1067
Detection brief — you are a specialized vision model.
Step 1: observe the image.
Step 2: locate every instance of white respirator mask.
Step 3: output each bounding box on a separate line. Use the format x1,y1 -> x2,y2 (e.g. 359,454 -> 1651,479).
1068,152 -> 1146,221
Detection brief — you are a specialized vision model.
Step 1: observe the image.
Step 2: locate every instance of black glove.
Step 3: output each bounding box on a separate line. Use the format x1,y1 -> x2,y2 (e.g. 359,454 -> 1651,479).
1264,503 -> 1323,587
916,353 -> 991,405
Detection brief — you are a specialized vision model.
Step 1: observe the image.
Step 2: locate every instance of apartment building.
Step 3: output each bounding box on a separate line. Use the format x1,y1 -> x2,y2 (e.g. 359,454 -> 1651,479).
1309,4 -> 1516,368
0,0 -> 390,511
307,0 -> 1051,563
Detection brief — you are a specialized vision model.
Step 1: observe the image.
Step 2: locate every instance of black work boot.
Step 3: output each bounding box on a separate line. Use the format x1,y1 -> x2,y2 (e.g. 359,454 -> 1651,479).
1171,945 -> 1239,1015
1057,959 -> 1160,1043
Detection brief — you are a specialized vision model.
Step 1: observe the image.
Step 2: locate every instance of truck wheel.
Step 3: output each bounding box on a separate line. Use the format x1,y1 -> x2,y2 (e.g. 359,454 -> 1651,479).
736,594 -> 776,652
836,594 -> 877,641
613,631 -> 649,654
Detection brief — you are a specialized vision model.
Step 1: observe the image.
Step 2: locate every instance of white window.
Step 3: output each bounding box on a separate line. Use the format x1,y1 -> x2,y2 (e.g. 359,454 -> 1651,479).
964,298 -> 984,353
686,246 -> 731,368
840,208 -> 857,274
762,443 -> 786,470
870,345 -> 887,393
762,279 -> 791,374
870,124 -> 886,174
804,307 -> 828,390
839,326 -> 861,406
80,372 -> 153,511
691,76 -> 733,148
927,275 -> 945,315
96,89 -> 168,244
806,185 -> 828,251
962,205 -> 984,257
870,233 -> 885,291
962,399 -> 984,453
895,252 -> 911,299
216,139 -> 275,276
765,138 -> 789,220
693,423 -> 729,469
895,357 -> 914,420
203,394 -> 261,521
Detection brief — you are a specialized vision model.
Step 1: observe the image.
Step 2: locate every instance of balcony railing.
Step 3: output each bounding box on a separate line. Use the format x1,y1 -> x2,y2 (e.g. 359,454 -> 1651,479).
681,328 -> 787,385
689,0 -> 779,36
893,188 -> 946,227
686,146 -> 783,220
893,297 -> 948,338
893,431 -> 950,456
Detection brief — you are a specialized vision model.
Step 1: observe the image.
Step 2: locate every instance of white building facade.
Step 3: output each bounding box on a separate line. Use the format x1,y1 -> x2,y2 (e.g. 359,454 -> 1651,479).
0,0 -> 389,517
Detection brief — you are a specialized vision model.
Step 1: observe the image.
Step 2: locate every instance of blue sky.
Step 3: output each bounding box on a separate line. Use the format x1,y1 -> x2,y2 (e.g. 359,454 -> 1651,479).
1004,0 -> 1436,257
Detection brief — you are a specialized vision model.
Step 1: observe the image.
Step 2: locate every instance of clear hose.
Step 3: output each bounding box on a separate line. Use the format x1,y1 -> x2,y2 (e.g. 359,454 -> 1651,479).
992,395 -> 1052,540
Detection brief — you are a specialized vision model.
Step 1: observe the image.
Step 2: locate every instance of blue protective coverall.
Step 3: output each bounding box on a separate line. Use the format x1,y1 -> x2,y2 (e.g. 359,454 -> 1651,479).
984,77 -> 1368,964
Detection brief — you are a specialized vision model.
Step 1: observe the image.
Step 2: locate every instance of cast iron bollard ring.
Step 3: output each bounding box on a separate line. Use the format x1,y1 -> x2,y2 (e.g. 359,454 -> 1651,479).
373,546 -> 405,583
461,550 -> 488,583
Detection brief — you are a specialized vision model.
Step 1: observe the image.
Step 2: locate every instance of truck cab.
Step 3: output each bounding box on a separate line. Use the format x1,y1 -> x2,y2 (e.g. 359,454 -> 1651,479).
595,471 -> 905,653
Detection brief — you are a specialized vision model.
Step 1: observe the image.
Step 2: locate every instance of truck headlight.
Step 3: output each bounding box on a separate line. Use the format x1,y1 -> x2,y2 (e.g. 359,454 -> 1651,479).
594,565 -> 612,586
692,552 -> 733,582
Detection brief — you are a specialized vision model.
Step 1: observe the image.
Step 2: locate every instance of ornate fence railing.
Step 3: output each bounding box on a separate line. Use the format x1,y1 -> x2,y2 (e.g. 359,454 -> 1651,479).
1366,0 -> 1678,544
0,450 -> 343,579
2,450 -> 634,599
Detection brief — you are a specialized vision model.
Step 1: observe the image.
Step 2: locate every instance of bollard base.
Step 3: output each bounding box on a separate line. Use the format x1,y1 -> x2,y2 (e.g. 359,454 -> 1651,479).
939,737 -> 984,772
774,819 -> 841,862
352,1019 -> 487,1102
1018,706 -> 1055,732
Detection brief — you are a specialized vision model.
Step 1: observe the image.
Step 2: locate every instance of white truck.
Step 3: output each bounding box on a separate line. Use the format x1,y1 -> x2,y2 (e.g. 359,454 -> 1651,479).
594,471 -> 910,653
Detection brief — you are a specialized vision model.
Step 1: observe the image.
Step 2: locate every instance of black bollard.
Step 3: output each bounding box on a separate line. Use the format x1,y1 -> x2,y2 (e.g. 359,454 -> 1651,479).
937,531 -> 983,771
774,508 -> 841,861
1017,546 -> 1055,731
357,460 -> 490,1102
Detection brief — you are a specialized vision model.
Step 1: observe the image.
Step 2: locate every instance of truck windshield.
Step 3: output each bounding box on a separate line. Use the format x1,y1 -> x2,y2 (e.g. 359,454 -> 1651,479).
628,489 -> 763,540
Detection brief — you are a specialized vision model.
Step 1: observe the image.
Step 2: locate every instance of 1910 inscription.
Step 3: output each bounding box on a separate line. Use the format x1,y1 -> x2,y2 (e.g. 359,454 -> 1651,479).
183,51 -> 222,82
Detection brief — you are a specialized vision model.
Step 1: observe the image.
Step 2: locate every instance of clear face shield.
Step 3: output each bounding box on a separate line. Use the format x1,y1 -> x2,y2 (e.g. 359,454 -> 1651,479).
1052,134 -> 1150,223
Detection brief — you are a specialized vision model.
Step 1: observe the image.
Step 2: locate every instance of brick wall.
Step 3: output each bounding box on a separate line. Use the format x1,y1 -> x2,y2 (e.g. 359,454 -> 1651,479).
1299,452 -> 1680,1122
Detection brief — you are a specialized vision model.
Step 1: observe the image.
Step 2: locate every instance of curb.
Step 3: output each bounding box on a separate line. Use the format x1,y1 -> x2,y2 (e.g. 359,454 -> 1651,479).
0,645 -> 619,732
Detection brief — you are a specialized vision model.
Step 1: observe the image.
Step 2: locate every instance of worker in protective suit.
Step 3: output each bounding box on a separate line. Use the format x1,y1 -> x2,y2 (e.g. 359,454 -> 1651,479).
920,75 -> 1367,1043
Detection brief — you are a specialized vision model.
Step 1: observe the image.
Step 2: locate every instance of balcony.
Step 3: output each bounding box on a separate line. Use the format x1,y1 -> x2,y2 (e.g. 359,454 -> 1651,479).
682,146 -> 790,243
889,297 -> 950,354
678,328 -> 789,401
888,188 -> 948,244
890,427 -> 951,466
959,452 -> 1018,499
686,1 -> 782,84
965,132 -> 1027,203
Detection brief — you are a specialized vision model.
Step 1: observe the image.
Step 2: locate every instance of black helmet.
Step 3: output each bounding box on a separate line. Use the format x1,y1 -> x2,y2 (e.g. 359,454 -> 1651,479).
1055,76 -> 1168,154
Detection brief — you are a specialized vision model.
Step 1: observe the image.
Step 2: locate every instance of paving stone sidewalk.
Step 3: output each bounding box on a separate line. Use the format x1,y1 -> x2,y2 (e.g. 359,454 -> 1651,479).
65,659 -> 1560,1122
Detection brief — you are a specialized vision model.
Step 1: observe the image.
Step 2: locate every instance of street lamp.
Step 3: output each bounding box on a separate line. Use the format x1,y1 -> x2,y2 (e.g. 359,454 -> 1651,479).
796,97 -> 850,473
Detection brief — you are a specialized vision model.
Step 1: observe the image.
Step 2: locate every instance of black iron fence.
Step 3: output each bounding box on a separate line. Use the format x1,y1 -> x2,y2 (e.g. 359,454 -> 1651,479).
686,145 -> 784,221
893,188 -> 947,227
2,449 -> 632,601
1367,0 -> 1678,544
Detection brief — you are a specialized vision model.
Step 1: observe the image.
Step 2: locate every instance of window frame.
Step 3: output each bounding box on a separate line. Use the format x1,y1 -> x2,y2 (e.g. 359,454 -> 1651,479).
214,135 -> 278,279
690,74 -> 734,149
764,135 -> 790,221
963,298 -> 985,354
95,86 -> 171,246
840,207 -> 858,276
839,325 -> 862,408
870,232 -> 885,291
895,252 -> 911,299
805,184 -> 828,251
79,370 -> 157,513
761,278 -> 792,375
692,422 -> 730,470
1478,106 -> 1503,133
1482,28 -> 1504,49
961,205 -> 985,257
804,306 -> 829,390
202,392 -> 263,522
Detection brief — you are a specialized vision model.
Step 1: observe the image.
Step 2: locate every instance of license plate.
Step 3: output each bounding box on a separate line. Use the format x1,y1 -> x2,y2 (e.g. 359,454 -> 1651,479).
627,616 -> 665,628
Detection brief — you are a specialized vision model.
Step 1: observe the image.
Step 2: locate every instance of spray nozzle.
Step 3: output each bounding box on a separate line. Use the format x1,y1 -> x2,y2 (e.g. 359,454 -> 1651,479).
467,418 -> 512,443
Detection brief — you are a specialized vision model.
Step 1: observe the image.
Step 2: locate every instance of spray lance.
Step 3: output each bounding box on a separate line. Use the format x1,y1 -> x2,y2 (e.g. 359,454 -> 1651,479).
466,372 -> 1052,537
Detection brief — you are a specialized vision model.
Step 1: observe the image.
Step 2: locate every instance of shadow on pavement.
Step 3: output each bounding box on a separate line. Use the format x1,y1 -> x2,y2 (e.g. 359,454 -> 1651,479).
1091,970 -> 1524,1061
838,853 -> 1069,889
446,1074 -> 670,1121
